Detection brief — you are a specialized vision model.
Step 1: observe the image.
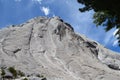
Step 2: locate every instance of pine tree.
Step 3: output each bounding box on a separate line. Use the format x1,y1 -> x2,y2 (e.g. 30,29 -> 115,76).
77,0 -> 120,46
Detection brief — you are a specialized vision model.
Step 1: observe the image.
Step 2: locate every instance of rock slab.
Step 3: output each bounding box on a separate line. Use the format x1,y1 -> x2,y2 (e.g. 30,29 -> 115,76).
0,17 -> 120,80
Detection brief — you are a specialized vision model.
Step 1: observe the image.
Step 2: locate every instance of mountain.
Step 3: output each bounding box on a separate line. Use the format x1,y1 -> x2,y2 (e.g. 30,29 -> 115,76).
0,16 -> 120,80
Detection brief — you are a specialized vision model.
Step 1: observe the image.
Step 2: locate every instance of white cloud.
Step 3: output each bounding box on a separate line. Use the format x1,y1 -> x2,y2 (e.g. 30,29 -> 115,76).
113,40 -> 118,46
41,7 -> 50,16
112,29 -> 120,40
112,29 -> 119,47
52,14 -> 56,17
103,30 -> 114,46
104,35 -> 113,46
32,0 -> 42,4
113,29 -> 119,36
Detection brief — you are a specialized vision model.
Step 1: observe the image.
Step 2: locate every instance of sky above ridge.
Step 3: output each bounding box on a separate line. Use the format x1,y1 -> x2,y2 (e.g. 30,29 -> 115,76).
0,0 -> 119,52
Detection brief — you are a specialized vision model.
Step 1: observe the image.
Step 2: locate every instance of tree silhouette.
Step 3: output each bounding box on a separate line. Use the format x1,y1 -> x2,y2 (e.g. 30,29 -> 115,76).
77,0 -> 120,46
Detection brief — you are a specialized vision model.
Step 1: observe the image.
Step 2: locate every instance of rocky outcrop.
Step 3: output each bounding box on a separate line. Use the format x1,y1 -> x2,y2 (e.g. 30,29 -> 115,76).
0,16 -> 120,80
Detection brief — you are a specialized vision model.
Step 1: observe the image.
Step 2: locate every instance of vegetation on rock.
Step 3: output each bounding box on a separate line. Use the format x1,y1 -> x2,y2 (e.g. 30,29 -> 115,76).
8,67 -> 17,78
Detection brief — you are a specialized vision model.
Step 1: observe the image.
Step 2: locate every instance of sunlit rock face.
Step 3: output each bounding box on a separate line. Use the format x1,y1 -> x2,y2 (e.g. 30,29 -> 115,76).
0,16 -> 120,80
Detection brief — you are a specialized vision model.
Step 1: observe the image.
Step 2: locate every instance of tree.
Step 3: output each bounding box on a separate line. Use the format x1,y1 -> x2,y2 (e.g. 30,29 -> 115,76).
1,68 -> 5,80
77,0 -> 120,46
8,67 -> 17,78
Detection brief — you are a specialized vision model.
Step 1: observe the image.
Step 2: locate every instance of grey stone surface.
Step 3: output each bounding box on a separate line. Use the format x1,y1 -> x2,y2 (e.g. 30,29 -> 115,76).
0,16 -> 120,80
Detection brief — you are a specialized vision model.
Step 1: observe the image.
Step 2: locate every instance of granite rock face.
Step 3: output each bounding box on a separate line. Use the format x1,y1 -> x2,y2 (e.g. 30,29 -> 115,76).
0,17 -> 120,80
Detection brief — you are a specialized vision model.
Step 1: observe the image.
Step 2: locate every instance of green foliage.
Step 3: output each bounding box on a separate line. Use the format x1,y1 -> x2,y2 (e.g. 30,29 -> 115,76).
93,11 -> 116,31
23,78 -> 28,80
17,70 -> 25,77
1,69 -> 5,76
77,0 -> 120,46
0,66 -> 25,79
8,67 -> 17,78
36,74 -> 44,78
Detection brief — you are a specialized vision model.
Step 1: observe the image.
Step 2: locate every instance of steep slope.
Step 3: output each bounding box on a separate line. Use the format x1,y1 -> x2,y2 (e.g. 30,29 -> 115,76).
0,16 -> 120,80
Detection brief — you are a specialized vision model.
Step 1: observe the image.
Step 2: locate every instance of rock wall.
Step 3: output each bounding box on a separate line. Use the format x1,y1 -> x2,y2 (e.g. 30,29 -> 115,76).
0,17 -> 120,80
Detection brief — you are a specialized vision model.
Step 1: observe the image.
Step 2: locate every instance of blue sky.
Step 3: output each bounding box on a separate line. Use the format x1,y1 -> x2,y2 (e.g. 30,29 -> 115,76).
0,0 -> 119,52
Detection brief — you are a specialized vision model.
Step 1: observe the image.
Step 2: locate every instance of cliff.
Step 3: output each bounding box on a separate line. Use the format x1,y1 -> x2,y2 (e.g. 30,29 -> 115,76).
0,17 -> 120,80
